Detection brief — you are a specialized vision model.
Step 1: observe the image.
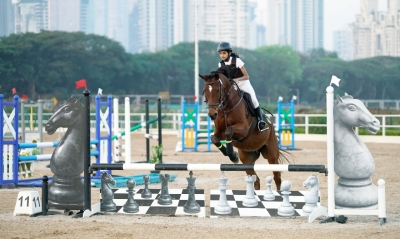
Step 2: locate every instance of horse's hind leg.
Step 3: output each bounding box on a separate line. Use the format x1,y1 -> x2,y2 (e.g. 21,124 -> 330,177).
260,145 -> 282,190
239,150 -> 261,190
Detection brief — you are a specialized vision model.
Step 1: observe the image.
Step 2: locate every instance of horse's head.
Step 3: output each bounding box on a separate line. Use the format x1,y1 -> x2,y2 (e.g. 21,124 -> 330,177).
199,72 -> 232,120
101,172 -> 116,186
334,94 -> 380,134
303,174 -> 318,188
45,98 -> 84,135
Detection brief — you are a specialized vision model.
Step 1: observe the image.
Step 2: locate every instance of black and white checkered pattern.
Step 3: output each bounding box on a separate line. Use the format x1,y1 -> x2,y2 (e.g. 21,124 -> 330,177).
210,190 -> 321,218
100,188 -> 206,218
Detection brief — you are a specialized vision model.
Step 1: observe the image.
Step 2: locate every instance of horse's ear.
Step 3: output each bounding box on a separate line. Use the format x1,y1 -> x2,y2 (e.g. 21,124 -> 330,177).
199,74 -> 206,81
336,94 -> 343,103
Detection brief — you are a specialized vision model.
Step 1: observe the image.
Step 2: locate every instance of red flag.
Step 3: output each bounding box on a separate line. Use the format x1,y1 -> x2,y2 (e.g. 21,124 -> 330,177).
22,94 -> 28,100
75,79 -> 87,89
12,87 -> 16,95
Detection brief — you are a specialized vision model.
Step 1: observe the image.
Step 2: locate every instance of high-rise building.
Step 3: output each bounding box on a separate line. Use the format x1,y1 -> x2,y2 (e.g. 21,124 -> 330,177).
136,0 -> 173,53
333,29 -> 353,61
173,0 -> 252,49
351,0 -> 400,59
14,0 -> 47,34
91,0 -> 130,50
0,0 -> 15,37
48,0 -> 84,32
266,0 -> 324,53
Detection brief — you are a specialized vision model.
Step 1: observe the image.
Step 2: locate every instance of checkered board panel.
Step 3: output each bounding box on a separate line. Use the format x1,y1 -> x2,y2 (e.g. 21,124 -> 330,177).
210,190 -> 321,218
100,188 -> 205,218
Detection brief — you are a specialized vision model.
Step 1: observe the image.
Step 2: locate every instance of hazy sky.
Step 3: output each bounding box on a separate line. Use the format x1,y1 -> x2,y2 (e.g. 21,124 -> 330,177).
251,0 -> 363,51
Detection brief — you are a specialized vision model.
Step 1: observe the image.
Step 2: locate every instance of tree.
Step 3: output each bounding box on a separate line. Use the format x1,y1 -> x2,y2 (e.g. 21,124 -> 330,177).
0,31 -> 131,99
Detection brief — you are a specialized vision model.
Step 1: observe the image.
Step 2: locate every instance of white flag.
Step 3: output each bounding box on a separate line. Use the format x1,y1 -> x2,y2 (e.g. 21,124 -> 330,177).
330,75 -> 340,87
98,88 -> 103,95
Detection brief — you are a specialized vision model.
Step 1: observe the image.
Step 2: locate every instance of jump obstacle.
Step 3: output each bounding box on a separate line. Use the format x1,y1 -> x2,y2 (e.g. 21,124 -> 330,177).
1,93 -> 166,186
0,94 -> 112,186
82,82 -> 386,224
277,96 -> 296,149
76,90 -> 328,221
112,97 -> 165,164
180,100 -> 212,152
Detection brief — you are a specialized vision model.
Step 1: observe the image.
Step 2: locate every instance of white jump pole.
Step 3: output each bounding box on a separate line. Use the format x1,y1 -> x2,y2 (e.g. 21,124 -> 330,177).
124,97 -> 131,164
326,84 -> 335,218
113,98 -> 120,162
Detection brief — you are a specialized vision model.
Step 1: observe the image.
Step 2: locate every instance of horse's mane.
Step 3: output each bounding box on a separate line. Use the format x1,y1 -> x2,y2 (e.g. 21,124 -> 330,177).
334,93 -> 354,107
53,98 -> 83,112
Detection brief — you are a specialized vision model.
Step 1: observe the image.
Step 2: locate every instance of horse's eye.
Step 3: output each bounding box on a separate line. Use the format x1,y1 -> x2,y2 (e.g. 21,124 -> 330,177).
64,107 -> 71,111
348,105 -> 356,111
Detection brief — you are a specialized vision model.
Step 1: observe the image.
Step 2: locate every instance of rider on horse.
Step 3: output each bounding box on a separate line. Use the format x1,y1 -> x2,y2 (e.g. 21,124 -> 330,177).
216,42 -> 268,132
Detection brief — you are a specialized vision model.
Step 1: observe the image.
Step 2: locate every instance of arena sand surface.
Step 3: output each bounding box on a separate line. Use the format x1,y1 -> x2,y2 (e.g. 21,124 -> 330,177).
0,133 -> 399,239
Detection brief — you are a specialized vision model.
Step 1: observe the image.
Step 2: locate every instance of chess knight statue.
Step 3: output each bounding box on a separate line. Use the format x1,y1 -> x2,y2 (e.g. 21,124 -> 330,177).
333,94 -> 380,209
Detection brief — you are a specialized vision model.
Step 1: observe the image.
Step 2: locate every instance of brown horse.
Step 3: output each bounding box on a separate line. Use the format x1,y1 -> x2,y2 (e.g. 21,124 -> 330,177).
199,72 -> 289,190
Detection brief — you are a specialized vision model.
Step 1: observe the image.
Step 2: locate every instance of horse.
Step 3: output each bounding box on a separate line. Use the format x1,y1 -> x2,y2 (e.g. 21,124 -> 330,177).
333,93 -> 380,208
302,174 -> 319,213
100,172 -> 117,212
199,72 -> 290,190
44,98 -> 86,208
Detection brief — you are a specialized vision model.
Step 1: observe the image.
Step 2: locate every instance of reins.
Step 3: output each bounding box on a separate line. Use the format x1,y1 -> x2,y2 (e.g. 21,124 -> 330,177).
204,76 -> 244,129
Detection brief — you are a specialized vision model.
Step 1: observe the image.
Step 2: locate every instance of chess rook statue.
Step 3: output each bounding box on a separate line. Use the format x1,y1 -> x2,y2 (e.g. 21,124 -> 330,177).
242,175 -> 258,207
44,98 -> 85,209
100,172 -> 117,212
334,94 -> 380,208
302,174 -> 319,214
158,174 -> 172,205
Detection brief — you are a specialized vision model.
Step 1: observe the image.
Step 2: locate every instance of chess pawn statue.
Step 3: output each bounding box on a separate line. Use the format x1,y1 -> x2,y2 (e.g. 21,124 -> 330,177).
123,179 -> 139,213
214,174 -> 231,214
242,175 -> 258,207
141,175 -> 152,198
183,171 -> 201,214
158,174 -> 172,205
302,174 -> 319,214
263,176 -> 275,201
277,180 -> 295,216
100,172 -> 117,212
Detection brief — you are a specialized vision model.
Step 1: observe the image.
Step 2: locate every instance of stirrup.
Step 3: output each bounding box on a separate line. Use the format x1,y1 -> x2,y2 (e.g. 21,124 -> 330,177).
258,121 -> 269,132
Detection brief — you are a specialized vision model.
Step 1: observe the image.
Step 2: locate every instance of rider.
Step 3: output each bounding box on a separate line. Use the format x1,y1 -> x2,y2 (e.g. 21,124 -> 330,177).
216,42 -> 268,131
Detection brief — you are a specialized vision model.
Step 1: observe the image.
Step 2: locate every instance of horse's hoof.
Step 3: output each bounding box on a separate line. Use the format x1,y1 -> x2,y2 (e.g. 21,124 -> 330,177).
230,152 -> 239,164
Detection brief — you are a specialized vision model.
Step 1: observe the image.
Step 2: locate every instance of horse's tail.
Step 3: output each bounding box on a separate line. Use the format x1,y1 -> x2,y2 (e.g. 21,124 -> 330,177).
269,123 -> 294,164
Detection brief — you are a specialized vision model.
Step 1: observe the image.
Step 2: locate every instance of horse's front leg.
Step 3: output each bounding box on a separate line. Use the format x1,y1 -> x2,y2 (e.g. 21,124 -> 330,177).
211,135 -> 228,156
211,129 -> 238,163
224,126 -> 239,163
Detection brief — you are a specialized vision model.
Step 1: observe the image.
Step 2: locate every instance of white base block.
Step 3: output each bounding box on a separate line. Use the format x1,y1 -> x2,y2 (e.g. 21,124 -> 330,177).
13,191 -> 42,216
83,203 -> 101,218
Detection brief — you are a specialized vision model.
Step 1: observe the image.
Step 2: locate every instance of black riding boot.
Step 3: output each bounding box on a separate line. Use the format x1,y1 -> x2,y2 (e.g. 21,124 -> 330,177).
255,107 -> 268,132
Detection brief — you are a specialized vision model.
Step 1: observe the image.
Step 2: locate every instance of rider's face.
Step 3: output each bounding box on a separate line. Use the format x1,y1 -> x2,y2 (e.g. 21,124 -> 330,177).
219,51 -> 230,61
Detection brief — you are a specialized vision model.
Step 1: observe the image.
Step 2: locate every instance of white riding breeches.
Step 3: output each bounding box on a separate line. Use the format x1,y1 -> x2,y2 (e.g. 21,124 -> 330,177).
235,79 -> 259,108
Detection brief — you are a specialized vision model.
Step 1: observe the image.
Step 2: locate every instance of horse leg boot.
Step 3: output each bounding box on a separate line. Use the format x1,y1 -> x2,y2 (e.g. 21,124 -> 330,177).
225,127 -> 239,164
255,107 -> 268,132
211,136 -> 228,156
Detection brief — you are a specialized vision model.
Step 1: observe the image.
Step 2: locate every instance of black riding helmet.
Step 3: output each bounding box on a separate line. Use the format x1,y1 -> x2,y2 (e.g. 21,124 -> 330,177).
217,42 -> 232,52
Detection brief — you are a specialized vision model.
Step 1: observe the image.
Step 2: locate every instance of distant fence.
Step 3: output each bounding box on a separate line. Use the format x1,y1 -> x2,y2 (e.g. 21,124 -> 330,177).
12,112 -> 400,137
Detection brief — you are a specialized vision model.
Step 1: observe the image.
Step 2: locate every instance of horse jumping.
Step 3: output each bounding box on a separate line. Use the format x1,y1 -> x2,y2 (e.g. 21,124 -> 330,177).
199,72 -> 290,190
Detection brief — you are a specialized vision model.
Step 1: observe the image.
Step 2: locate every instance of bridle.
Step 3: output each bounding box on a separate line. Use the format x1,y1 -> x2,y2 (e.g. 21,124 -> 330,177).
203,75 -> 243,121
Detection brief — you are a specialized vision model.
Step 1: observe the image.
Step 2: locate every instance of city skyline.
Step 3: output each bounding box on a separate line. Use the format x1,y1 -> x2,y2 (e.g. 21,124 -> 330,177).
1,0 -> 398,58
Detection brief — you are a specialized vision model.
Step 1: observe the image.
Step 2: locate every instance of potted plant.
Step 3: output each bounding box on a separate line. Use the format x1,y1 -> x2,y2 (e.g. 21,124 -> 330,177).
150,144 -> 163,174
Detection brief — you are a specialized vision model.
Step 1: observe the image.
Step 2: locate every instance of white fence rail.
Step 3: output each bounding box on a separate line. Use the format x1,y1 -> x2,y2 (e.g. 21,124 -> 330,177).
24,113 -> 400,137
